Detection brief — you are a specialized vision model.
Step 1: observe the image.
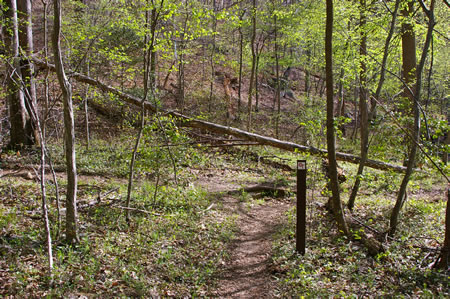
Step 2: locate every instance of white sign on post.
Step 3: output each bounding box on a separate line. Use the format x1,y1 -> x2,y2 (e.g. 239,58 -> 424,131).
297,161 -> 306,170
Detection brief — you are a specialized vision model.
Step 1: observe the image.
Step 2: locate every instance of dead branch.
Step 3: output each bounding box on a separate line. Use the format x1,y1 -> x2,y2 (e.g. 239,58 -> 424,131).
112,205 -> 162,216
346,217 -> 385,256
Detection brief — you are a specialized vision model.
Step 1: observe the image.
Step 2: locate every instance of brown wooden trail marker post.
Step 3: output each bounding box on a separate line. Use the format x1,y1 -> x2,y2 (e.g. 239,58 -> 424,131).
296,160 -> 306,255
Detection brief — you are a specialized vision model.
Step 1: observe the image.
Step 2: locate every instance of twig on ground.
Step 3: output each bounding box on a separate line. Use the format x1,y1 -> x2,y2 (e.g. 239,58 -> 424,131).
99,187 -> 119,201
112,205 -> 162,216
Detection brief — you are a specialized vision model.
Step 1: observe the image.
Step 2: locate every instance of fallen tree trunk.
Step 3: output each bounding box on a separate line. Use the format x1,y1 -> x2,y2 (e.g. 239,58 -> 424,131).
226,182 -> 291,198
34,58 -> 410,173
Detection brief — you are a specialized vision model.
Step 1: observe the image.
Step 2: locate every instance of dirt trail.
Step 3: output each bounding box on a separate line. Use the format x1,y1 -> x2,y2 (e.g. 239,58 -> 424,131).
194,169 -> 291,298
213,194 -> 290,298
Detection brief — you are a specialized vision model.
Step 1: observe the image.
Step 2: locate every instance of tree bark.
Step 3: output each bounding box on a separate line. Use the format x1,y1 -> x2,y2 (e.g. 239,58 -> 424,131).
389,0 -> 435,236
400,0 -> 417,99
17,0 -> 40,145
325,0 -> 349,235
238,7 -> 244,115
247,0 -> 257,131
53,0 -> 79,245
84,59 -> 90,150
369,0 -> 400,120
274,13 -> 281,138
209,0 -> 217,113
3,0 -> 33,149
348,0 -> 369,210
42,0 -> 50,138
176,7 -> 188,112
255,52 -> 260,112
149,7 -> 158,92
435,188 -> 449,269
304,49 -> 311,97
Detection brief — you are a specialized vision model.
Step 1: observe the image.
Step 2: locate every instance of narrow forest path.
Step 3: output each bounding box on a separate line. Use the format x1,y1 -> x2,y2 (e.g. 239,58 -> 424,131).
213,194 -> 290,298
194,170 -> 291,298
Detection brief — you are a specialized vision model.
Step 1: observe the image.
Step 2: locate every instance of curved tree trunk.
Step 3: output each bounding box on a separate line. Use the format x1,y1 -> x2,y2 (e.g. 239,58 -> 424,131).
126,5 -> 152,223
53,0 -> 79,245
347,0 -> 369,211
389,0 -> 435,236
325,0 -> 349,235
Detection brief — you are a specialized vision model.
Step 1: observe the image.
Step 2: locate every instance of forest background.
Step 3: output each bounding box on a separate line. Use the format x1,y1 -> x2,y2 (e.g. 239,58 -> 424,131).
0,0 -> 449,297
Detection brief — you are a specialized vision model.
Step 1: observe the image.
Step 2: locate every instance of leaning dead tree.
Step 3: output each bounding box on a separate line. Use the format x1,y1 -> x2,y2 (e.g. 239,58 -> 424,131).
33,58 -> 412,174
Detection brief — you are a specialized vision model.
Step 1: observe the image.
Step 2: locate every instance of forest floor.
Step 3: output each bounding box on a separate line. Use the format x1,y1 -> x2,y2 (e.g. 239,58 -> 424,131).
0,140 -> 297,297
0,131 -> 448,297
0,162 -> 291,297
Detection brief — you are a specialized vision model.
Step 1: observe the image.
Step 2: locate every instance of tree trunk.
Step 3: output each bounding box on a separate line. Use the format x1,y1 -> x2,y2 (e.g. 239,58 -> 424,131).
369,0 -> 401,121
348,0 -> 369,210
400,0 -> 417,100
42,0 -> 60,237
389,0 -> 435,236
3,0 -> 33,149
149,7 -> 158,92
237,8 -> 244,115
208,0 -> 217,113
247,0 -> 257,131
177,45 -> 185,111
24,74 -> 54,276
304,49 -> 311,97
274,13 -> 281,138
125,106 -> 145,223
337,68 -> 345,118
53,0 -> 79,245
84,60 -> 90,150
325,0 -> 349,235
126,0 -> 165,222
255,53 -> 260,112
42,0 -> 50,138
17,0 -> 40,146
435,188 -> 449,269
444,124 -> 449,164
